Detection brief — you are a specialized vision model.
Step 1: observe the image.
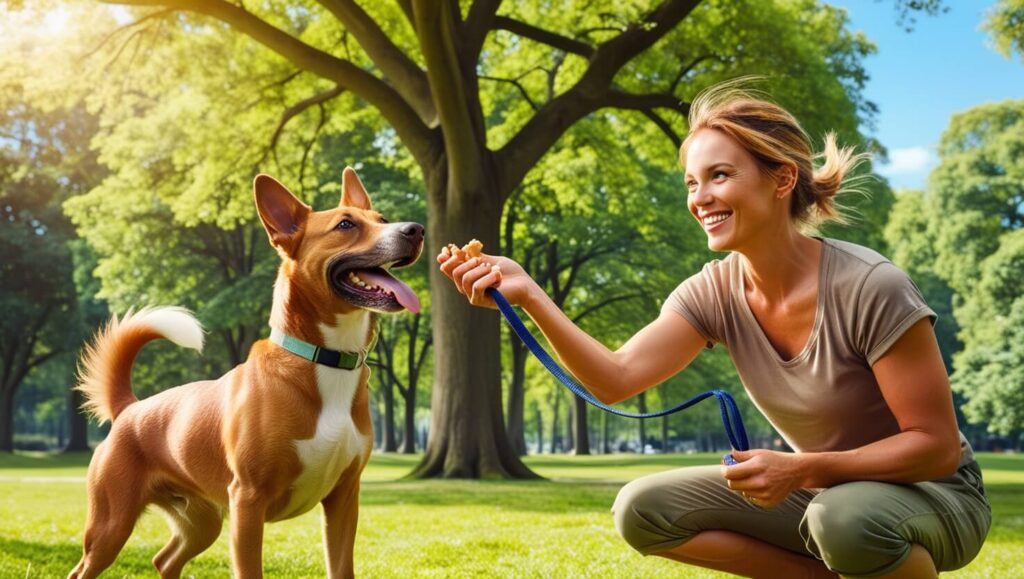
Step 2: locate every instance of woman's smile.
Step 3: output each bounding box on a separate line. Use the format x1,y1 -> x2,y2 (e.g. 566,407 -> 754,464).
700,210 -> 733,233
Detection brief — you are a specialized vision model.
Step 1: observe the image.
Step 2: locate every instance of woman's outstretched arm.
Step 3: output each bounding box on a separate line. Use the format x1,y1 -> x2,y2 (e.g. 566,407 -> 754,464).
437,245 -> 708,404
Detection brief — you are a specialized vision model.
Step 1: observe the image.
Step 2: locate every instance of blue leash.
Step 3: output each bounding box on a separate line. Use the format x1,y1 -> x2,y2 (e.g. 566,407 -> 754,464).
487,287 -> 749,462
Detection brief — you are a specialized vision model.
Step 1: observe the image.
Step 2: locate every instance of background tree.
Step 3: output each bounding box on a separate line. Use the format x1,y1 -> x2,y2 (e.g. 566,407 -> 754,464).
370,308 -> 433,454
914,100 -> 1024,438
0,63 -> 103,451
953,231 -> 1024,435
985,0 -> 1024,63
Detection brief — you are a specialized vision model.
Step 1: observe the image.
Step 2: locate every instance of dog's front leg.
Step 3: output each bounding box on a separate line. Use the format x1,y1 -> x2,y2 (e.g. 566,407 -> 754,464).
229,480 -> 268,578
321,466 -> 362,579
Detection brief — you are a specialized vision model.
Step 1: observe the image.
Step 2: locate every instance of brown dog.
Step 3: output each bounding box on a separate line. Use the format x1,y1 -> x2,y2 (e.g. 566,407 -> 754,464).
69,168 -> 423,578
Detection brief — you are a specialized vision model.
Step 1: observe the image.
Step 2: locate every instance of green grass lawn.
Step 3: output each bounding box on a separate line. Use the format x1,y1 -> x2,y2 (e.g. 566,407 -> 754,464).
1,452 -> 1022,578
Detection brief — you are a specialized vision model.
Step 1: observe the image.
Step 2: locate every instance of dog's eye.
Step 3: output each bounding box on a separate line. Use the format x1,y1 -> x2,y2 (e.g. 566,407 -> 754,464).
336,219 -> 356,230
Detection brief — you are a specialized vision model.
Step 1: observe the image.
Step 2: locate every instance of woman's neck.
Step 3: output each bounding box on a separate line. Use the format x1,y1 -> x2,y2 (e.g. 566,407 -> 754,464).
738,229 -> 822,304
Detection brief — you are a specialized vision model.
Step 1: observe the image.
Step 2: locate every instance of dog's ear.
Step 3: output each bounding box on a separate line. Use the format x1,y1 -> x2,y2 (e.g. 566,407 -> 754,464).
254,174 -> 311,257
340,167 -> 373,211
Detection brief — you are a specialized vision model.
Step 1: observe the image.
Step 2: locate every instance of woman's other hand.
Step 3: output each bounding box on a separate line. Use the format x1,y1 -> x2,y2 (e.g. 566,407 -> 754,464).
436,245 -> 536,309
721,449 -> 808,509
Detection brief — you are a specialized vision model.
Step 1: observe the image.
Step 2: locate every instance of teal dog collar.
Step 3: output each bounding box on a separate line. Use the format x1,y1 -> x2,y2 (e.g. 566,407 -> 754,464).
269,328 -> 366,370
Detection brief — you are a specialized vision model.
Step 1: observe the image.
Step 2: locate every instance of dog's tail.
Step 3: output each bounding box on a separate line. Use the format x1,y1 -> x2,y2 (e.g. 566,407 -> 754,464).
77,307 -> 204,424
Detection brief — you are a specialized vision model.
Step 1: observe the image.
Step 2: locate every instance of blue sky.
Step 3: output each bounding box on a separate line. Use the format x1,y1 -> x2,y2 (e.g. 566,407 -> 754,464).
832,0 -> 1024,190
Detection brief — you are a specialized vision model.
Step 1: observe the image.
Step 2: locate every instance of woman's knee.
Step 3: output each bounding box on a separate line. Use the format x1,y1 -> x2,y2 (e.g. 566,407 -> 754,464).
612,476 -> 697,554
800,487 -> 911,576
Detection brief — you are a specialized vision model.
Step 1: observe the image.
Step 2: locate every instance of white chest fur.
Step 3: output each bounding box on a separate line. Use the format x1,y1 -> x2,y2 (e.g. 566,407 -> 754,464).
276,314 -> 371,520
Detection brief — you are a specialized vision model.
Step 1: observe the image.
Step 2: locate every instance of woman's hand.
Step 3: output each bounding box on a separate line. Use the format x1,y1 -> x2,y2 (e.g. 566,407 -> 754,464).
436,245 -> 536,309
721,449 -> 808,509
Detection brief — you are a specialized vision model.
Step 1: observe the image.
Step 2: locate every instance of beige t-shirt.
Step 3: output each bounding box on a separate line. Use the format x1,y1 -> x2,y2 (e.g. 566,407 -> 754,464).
663,237 -> 973,466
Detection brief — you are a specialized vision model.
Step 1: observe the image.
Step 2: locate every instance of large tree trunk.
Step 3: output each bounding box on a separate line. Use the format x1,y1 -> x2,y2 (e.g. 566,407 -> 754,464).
572,395 -> 591,455
64,388 -> 90,452
505,338 -> 528,455
412,183 -> 536,478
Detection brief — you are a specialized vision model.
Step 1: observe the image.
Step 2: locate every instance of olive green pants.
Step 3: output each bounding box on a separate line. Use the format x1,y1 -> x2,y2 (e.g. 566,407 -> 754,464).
611,461 -> 991,577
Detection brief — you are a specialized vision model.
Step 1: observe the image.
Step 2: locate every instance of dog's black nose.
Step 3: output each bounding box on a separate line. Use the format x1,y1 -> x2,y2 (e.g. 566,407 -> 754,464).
400,222 -> 424,243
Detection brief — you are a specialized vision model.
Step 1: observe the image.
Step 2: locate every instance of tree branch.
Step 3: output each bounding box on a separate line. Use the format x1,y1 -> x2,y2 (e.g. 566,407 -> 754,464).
641,110 -> 681,148
413,0 -> 488,192
670,53 -> 716,94
493,16 -> 594,57
298,102 -> 328,190
495,0 -> 701,200
604,89 -> 687,147
463,0 -> 503,66
81,7 -> 175,62
103,0 -> 438,169
315,0 -> 437,126
604,89 -> 689,115
395,0 -> 415,30
571,293 -> 647,324
479,75 -> 538,110
261,85 -> 345,166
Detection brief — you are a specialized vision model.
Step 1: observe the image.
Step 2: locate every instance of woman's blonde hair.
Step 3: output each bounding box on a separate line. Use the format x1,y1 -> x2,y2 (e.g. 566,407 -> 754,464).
681,78 -> 870,229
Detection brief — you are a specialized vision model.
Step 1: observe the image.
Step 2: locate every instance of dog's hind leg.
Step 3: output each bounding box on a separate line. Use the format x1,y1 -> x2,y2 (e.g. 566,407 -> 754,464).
68,446 -> 148,579
152,494 -> 223,579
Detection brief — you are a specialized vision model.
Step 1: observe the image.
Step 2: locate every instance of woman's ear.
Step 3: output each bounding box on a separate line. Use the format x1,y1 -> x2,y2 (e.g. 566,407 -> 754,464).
775,164 -> 799,199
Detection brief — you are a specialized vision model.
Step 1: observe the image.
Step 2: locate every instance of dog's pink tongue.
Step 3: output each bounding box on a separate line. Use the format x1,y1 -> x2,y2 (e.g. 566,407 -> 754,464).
360,269 -> 421,313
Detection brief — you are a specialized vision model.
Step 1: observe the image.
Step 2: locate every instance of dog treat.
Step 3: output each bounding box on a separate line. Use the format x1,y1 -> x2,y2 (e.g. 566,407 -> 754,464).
445,243 -> 464,260
446,239 -> 484,261
462,239 -> 483,258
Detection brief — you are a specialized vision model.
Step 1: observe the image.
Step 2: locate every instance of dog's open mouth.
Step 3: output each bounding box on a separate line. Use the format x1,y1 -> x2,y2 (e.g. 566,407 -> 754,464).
328,258 -> 421,314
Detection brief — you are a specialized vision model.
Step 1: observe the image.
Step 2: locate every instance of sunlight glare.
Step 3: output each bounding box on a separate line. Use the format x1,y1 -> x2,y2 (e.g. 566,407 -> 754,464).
39,7 -> 72,37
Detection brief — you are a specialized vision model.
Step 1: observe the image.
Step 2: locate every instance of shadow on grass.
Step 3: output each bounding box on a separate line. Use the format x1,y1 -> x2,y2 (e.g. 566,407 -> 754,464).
0,451 -> 93,470
0,536 -> 236,578
0,536 -> 82,570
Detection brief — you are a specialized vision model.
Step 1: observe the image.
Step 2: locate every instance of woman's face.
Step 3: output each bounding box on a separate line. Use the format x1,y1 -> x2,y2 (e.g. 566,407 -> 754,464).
684,128 -> 788,253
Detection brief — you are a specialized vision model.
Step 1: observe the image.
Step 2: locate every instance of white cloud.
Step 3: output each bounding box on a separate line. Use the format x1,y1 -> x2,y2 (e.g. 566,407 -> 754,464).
878,146 -> 936,176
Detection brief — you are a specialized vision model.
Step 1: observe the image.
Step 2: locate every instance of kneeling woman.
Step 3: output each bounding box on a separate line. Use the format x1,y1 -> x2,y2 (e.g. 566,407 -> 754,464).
437,83 -> 990,578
